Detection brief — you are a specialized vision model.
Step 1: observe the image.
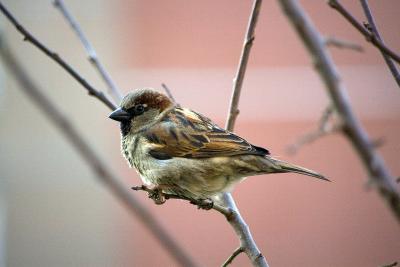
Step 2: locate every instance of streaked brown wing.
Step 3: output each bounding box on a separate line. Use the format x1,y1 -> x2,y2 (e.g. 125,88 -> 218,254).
144,107 -> 269,159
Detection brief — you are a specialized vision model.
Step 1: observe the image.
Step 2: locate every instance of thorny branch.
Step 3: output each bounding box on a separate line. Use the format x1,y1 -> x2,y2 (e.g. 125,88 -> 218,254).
0,2 -> 117,110
359,0 -> 400,88
224,0 -> 268,266
278,0 -> 400,222
0,39 -> 197,267
327,0 -> 400,65
53,0 -> 123,102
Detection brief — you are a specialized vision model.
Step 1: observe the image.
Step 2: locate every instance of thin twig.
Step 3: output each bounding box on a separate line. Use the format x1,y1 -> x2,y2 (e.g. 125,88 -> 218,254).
0,2 -> 117,110
225,0 -> 262,131
223,0 -> 268,266
287,106 -> 341,154
325,36 -> 363,52
327,0 -> 400,65
161,83 -> 179,107
359,0 -> 400,88
53,0 -> 123,102
0,39 -> 197,267
222,247 -> 245,267
278,0 -> 400,222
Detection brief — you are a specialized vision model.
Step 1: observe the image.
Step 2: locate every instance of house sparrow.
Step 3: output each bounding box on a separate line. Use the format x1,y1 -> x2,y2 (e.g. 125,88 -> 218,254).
109,88 -> 328,201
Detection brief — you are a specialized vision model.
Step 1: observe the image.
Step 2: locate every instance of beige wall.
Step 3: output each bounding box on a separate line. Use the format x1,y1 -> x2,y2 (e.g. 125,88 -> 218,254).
1,1 -> 399,266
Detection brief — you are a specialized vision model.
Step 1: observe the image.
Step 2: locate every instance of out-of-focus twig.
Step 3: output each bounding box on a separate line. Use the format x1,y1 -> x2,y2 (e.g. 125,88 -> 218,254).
325,36 -> 363,52
359,0 -> 400,88
278,0 -> 400,222
0,39 -> 198,267
223,0 -> 268,266
53,0 -> 123,102
0,2 -> 117,110
328,0 -> 400,65
287,106 -> 342,155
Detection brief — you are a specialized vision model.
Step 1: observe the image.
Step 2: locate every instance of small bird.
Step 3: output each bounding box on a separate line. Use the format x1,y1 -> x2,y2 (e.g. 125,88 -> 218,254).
109,88 -> 328,202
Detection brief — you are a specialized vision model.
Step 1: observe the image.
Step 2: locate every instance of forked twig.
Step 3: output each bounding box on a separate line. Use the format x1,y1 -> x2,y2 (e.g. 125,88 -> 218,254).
53,0 -> 123,102
287,106 -> 342,154
327,0 -> 400,65
0,2 -> 117,110
278,0 -> 400,222
359,0 -> 400,88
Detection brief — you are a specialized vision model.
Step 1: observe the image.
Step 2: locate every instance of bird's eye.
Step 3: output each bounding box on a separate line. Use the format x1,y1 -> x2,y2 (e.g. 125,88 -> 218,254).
134,104 -> 145,115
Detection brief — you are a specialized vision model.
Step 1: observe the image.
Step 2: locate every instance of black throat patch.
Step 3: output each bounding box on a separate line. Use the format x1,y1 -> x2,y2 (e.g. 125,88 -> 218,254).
120,120 -> 132,136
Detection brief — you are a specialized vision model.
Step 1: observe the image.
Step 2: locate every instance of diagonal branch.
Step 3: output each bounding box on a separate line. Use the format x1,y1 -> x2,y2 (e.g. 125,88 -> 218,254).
225,0 -> 262,131
359,0 -> 400,88
53,0 -> 123,102
278,0 -> 400,222
0,39 -> 198,267
327,0 -> 400,65
223,0 -> 268,266
0,2 -> 117,110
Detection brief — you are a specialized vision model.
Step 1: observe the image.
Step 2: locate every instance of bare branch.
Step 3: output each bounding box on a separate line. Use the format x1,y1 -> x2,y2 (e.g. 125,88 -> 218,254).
53,0 -> 123,102
278,0 -> 400,222
287,106 -> 341,154
327,0 -> 400,65
0,39 -> 197,267
359,0 -> 400,88
225,0 -> 262,131
222,0 -> 268,266
222,247 -> 245,267
131,185 -> 232,217
221,0 -> 269,266
161,83 -> 179,107
0,2 -> 117,110
325,36 -> 363,52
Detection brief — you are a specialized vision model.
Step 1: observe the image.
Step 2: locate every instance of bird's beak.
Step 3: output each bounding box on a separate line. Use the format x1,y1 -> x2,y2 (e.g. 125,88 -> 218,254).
109,108 -> 131,122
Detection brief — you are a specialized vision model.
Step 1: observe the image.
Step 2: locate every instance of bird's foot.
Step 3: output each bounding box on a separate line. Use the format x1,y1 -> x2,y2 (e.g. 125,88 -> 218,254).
131,185 -> 166,205
191,198 -> 214,210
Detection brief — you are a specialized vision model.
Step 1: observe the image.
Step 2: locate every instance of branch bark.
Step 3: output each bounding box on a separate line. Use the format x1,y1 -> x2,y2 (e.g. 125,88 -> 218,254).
328,0 -> 400,65
53,0 -> 123,102
0,38 -> 198,267
0,2 -> 117,110
223,0 -> 269,266
278,0 -> 400,222
359,0 -> 400,88
225,0 -> 262,131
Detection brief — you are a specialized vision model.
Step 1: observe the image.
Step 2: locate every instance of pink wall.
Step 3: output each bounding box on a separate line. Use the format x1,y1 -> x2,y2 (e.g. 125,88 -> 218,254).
109,1 -> 400,266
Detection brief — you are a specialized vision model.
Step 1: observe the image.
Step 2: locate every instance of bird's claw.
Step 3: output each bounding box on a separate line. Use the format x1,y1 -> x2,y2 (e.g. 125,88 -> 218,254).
191,198 -> 214,210
148,188 -> 166,205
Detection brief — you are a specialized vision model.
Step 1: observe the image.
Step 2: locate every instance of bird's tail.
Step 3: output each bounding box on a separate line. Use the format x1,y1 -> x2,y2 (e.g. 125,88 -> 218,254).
266,156 -> 330,182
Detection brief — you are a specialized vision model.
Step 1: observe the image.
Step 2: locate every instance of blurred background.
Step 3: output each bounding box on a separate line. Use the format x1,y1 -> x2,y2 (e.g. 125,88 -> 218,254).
1,0 -> 399,266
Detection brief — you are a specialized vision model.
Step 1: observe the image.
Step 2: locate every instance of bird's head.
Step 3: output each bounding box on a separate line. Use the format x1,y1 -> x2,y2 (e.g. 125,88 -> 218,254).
109,88 -> 173,136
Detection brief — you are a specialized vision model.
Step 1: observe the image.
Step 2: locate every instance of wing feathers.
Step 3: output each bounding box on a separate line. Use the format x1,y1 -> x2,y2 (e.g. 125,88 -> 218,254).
145,108 -> 269,159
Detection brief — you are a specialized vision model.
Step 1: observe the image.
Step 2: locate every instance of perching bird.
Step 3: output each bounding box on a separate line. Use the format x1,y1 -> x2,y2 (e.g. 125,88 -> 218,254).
109,88 -> 328,201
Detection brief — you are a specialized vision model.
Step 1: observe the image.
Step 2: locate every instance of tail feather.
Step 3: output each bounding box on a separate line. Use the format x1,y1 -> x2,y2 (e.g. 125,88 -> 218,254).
267,157 -> 330,182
